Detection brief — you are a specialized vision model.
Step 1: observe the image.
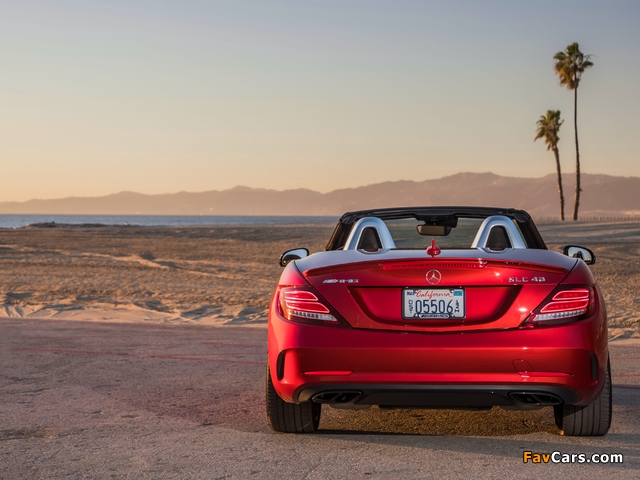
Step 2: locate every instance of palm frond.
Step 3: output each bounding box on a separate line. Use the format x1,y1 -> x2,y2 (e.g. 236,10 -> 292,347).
534,110 -> 562,150
553,42 -> 594,90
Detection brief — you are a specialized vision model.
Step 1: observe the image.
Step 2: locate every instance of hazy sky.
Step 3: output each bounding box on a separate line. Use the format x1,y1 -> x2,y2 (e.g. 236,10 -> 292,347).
1,0 -> 639,201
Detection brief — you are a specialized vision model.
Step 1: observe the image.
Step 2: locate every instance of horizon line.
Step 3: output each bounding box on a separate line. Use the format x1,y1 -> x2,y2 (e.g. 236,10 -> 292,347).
1,171 -> 635,205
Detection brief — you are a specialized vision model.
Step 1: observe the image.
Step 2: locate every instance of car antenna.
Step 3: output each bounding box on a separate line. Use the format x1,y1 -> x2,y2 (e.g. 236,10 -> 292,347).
426,239 -> 441,257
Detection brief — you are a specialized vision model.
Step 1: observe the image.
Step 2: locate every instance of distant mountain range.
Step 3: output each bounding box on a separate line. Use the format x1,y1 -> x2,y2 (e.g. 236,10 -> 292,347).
1,172 -> 639,218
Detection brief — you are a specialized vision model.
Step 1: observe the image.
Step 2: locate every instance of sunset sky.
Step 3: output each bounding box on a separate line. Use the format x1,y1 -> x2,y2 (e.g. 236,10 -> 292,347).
2,0 -> 639,202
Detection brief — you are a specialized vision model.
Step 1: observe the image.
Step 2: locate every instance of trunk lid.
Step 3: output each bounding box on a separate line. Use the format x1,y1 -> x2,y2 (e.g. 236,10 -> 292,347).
297,249 -> 575,332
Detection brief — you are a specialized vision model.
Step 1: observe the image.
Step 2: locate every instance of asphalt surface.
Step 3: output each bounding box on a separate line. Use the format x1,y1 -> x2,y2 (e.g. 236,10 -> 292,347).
1,318 -> 638,479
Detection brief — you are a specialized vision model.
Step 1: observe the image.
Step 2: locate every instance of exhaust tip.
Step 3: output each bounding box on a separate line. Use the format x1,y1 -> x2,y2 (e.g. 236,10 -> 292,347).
508,392 -> 562,406
312,391 -> 362,404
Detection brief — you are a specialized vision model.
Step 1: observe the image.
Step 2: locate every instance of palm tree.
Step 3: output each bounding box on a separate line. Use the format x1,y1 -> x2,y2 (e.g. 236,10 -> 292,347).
553,42 -> 593,221
535,110 -> 565,220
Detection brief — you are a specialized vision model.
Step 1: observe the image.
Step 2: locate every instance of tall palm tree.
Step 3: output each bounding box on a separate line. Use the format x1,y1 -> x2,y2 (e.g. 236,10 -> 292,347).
553,42 -> 593,221
535,110 -> 565,221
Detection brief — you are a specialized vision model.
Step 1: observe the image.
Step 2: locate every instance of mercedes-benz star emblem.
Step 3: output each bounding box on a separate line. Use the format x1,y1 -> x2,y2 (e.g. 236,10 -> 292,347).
426,270 -> 442,285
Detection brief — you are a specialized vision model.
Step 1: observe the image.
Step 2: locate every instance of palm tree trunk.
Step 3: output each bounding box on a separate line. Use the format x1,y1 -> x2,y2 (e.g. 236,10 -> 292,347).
572,86 -> 581,221
553,146 -> 565,221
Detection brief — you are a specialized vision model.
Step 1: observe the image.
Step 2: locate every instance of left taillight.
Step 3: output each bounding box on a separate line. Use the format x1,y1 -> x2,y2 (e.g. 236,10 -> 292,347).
524,287 -> 594,326
277,287 -> 340,325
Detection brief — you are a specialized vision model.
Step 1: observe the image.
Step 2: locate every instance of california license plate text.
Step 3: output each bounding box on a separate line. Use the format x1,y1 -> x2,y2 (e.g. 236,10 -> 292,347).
402,288 -> 465,319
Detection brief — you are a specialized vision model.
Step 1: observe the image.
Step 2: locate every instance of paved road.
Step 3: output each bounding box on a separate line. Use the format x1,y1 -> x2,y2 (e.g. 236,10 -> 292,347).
1,318 -> 638,479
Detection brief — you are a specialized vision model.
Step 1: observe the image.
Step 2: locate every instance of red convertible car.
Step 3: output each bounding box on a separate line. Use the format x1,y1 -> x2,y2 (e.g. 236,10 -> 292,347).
267,207 -> 610,436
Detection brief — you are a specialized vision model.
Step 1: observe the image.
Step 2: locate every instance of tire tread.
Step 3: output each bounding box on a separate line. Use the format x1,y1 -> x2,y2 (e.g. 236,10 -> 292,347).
554,357 -> 612,436
266,364 -> 320,433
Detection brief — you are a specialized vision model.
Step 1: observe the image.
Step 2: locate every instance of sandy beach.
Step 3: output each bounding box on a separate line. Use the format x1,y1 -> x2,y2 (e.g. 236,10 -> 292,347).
0,223 -> 334,326
2,221 -> 640,478
0,221 -> 638,338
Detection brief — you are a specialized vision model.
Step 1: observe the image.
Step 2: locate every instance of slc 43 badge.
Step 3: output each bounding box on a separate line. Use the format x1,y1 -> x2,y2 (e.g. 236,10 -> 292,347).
508,276 -> 546,283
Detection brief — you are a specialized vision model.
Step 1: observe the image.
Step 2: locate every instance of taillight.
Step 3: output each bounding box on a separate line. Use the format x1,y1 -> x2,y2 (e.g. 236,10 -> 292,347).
278,287 -> 339,325
525,287 -> 594,326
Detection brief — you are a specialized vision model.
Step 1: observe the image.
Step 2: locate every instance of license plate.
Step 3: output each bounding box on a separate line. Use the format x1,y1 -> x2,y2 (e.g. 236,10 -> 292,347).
402,288 -> 465,319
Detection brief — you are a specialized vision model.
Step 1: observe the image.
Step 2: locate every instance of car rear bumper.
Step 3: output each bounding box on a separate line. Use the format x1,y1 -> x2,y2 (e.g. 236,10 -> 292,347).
268,301 -> 608,407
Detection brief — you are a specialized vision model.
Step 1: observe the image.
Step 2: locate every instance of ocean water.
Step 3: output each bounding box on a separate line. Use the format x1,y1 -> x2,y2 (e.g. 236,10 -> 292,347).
0,215 -> 339,229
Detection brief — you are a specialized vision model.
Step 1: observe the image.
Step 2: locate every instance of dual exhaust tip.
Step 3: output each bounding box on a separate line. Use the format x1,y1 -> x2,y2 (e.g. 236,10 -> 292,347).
312,391 -> 363,404
508,392 -> 562,406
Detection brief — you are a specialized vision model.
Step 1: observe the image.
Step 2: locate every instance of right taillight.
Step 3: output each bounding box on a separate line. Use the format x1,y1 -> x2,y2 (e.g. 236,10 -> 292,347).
525,287 -> 594,326
278,287 -> 340,325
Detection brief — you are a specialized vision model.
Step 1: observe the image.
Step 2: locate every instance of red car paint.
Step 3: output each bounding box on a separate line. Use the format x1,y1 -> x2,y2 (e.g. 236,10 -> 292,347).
267,207 -> 608,425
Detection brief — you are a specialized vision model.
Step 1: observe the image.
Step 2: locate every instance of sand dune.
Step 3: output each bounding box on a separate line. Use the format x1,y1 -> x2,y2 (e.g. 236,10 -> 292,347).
0,224 -> 333,326
0,221 -> 638,338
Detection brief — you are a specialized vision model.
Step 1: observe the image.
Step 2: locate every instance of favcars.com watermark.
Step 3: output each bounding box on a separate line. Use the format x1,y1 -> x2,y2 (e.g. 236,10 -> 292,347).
523,451 -> 623,464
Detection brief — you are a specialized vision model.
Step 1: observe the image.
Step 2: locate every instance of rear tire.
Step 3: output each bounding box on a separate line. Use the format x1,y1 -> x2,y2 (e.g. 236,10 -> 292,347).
266,364 -> 321,433
554,357 -> 612,436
